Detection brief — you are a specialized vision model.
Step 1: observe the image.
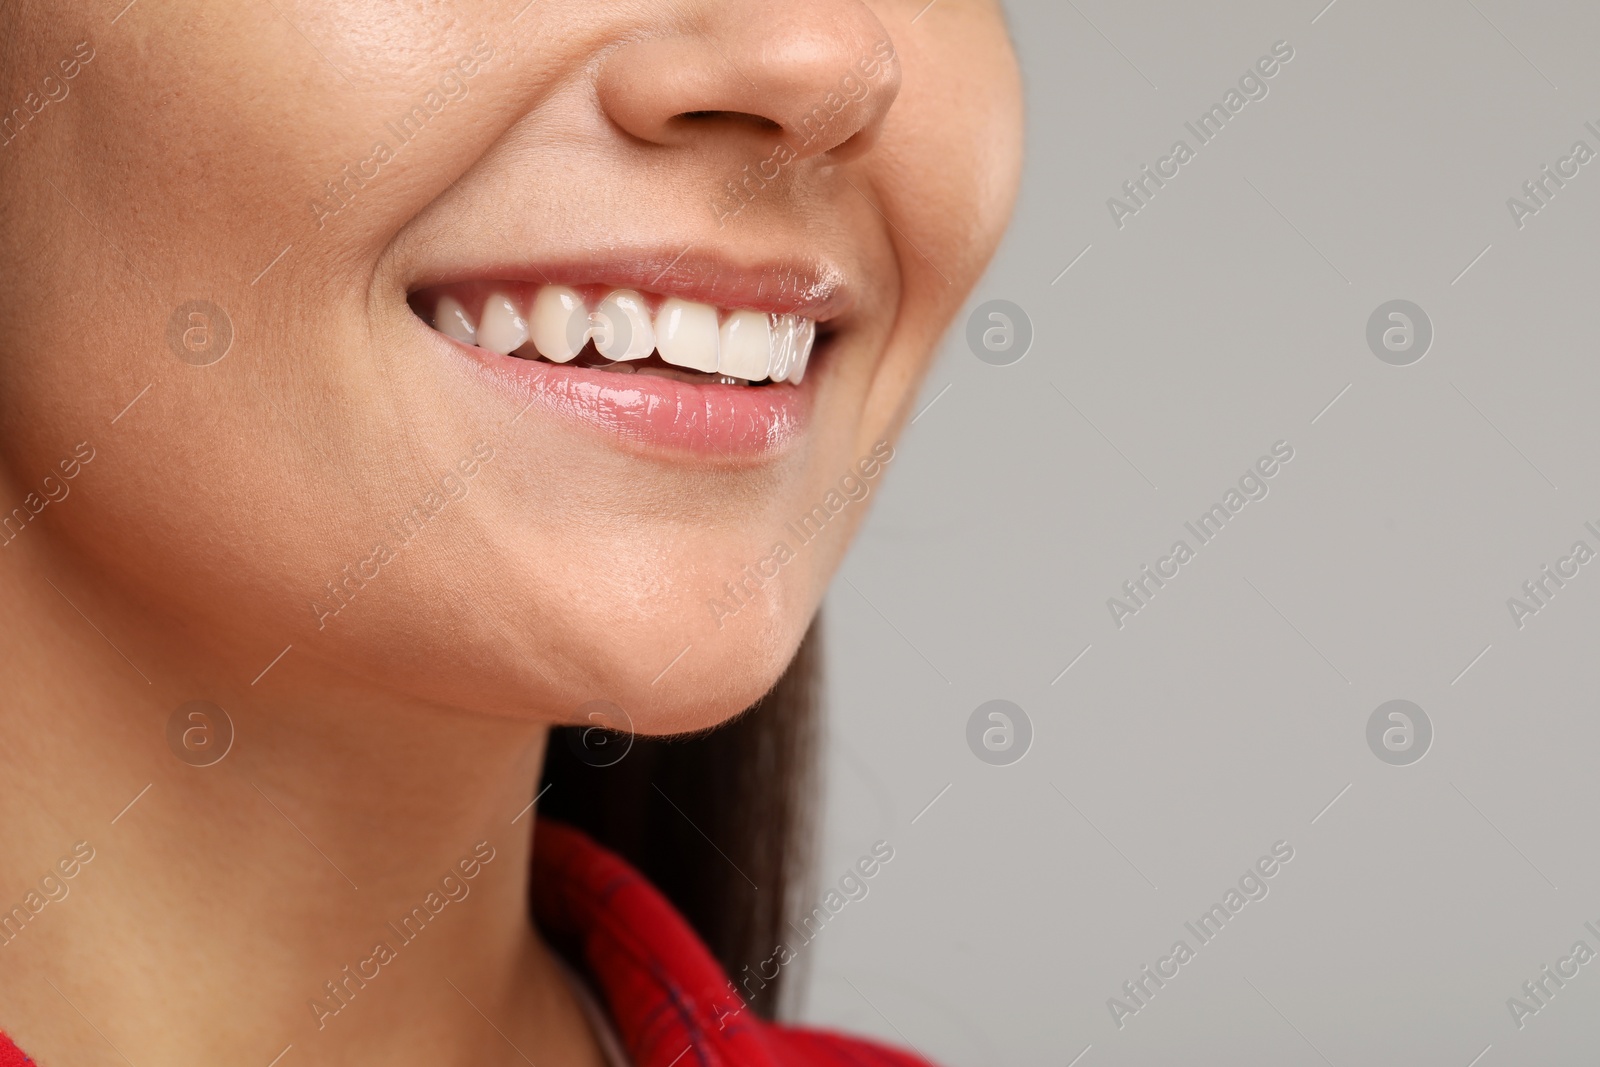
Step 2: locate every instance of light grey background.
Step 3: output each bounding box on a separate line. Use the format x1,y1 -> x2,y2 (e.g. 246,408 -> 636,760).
801,1 -> 1600,1064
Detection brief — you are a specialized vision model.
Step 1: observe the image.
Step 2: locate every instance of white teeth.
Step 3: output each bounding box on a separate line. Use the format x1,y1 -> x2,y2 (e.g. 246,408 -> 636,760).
477,293 -> 528,355
434,295 -> 477,344
441,283 -> 815,384
789,318 -> 816,384
654,297 -> 719,373
768,314 -> 798,382
593,290 -> 655,362
529,285 -> 587,363
717,309 -> 772,381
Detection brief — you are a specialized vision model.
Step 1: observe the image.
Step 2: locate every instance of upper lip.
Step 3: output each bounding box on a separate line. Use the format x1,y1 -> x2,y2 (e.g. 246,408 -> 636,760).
409,246 -> 851,321
406,247 -> 853,322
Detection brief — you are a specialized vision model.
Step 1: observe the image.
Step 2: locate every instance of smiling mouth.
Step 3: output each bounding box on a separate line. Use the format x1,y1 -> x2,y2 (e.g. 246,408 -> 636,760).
410,281 -> 819,386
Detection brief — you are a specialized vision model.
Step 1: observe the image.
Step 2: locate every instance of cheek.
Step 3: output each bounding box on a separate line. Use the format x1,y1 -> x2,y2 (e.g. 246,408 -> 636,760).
890,26 -> 1023,285
0,6 -> 526,692
847,16 -> 1022,435
0,7 -> 488,480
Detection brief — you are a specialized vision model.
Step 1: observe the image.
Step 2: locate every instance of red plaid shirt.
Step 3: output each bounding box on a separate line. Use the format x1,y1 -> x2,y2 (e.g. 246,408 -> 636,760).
1,820 -> 934,1067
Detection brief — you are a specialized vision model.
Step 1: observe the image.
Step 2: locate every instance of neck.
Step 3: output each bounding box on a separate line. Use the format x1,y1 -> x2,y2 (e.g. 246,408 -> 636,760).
0,541 -> 605,1066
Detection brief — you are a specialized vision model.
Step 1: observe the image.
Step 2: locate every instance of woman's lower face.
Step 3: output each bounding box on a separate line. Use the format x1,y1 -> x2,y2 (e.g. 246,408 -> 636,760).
0,0 -> 1021,732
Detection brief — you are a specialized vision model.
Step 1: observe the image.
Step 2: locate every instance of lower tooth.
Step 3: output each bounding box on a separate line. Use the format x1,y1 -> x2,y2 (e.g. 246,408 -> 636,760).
525,354 -> 749,384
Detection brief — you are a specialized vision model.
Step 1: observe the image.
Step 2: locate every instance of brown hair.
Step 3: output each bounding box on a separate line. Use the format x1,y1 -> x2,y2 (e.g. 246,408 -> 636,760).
537,621 -> 821,1018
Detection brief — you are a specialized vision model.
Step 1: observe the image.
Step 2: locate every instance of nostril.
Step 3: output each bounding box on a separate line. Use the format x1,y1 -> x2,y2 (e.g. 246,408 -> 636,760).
677,110 -> 783,133
596,15 -> 901,159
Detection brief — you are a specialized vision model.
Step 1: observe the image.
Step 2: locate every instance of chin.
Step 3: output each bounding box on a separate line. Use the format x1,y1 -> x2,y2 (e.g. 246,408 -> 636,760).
258,531 -> 816,735
522,557 -> 816,735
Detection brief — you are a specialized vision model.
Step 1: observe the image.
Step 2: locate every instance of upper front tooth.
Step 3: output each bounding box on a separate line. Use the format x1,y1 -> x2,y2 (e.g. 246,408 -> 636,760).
593,290 -> 655,362
654,298 -> 719,373
434,295 -> 477,345
717,310 -> 772,381
478,293 -> 528,355
768,314 -> 798,381
789,318 -> 817,384
529,285 -> 587,363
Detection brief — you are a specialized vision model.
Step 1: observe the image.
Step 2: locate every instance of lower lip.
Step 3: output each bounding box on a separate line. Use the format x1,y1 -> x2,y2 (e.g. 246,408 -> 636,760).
436,331 -> 813,458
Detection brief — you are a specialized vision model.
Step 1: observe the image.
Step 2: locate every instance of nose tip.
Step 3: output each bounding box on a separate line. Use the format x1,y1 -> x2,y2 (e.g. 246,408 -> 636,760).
595,3 -> 901,163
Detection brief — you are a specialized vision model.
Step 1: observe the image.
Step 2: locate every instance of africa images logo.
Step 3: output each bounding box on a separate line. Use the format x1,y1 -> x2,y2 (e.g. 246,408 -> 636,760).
1105,40 -> 1295,229
1106,840 -> 1295,1029
1105,441 -> 1295,628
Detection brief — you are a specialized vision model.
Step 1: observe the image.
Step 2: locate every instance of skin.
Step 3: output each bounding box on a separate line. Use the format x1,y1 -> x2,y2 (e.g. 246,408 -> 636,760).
0,0 -> 1021,1064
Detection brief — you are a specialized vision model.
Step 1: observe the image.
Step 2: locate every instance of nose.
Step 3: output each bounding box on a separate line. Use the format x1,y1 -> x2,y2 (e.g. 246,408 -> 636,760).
594,0 -> 901,163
